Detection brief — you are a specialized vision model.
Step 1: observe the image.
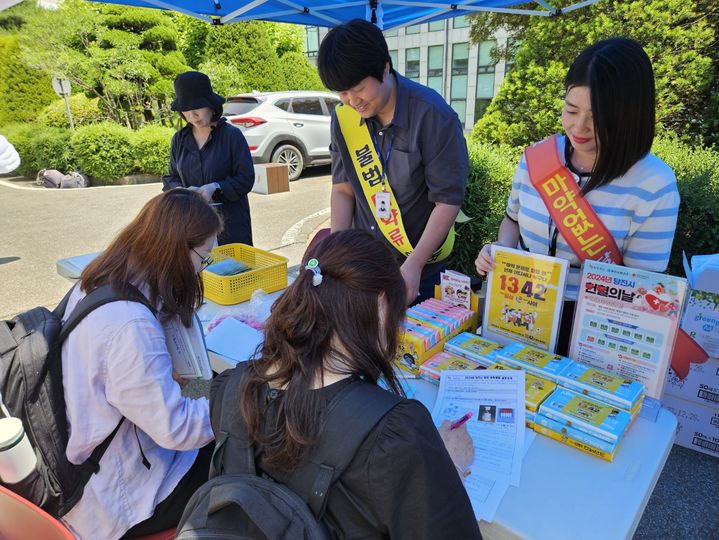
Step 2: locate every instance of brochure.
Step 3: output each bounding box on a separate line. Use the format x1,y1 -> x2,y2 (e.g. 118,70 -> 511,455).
162,313 -> 212,380
569,260 -> 688,400
483,246 -> 568,352
440,270 -> 472,309
205,317 -> 264,367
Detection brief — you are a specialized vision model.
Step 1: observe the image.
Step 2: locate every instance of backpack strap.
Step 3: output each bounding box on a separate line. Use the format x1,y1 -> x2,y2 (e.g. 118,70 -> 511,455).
286,381 -> 402,519
56,282 -> 157,479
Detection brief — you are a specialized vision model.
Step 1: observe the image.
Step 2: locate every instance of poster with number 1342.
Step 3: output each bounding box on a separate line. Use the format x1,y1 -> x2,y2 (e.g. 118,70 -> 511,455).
483,246 -> 568,352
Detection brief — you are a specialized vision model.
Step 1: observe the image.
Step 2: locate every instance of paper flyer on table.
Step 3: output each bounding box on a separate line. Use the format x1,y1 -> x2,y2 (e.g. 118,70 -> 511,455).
483,246 -> 568,352
569,260 -> 688,399
205,317 -> 264,365
432,370 -> 526,486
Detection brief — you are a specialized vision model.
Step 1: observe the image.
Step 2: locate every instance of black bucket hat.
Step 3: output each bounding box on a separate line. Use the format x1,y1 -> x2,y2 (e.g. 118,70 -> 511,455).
171,71 -> 225,112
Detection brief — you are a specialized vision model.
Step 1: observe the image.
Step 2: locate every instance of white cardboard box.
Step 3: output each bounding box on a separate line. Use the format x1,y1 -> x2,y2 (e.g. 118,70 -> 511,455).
662,393 -> 719,458
665,357 -> 719,408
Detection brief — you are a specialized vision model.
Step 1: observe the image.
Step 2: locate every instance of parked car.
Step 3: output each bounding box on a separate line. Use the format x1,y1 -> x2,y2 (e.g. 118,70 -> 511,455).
223,91 -> 341,181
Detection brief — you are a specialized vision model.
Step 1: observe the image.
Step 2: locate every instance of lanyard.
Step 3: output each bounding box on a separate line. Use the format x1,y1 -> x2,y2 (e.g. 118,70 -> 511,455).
370,129 -> 394,190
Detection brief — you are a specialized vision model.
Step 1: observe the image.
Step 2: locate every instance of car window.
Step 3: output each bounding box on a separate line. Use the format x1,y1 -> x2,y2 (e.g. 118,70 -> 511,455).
274,99 -> 291,111
323,98 -> 341,115
290,98 -> 324,116
223,99 -> 259,116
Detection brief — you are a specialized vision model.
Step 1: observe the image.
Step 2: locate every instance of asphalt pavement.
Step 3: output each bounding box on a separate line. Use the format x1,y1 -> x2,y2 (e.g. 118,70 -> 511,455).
0,167 -> 716,538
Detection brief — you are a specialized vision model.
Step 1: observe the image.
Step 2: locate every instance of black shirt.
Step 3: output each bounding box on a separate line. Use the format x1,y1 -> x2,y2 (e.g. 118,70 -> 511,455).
211,368 -> 481,540
163,118 -> 255,245
330,72 -> 469,279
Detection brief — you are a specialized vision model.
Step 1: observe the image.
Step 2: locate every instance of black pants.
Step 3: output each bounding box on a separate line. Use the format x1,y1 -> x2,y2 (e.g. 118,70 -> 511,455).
121,443 -> 214,538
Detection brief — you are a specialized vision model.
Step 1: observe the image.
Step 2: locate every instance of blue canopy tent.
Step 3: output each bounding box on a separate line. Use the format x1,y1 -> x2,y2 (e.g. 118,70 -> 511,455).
82,0 -> 603,29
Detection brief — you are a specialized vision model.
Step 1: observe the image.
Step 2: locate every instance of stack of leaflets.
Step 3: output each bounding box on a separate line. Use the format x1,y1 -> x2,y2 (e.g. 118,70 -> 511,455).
419,351 -> 484,384
439,270 -> 472,309
488,363 -> 556,413
163,313 -> 212,380
395,298 -> 475,375
495,342 -> 574,382
534,388 -> 634,461
443,332 -> 503,367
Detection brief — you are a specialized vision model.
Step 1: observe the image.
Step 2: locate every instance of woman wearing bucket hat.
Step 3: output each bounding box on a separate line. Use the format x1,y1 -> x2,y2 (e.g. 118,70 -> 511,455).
163,71 -> 255,245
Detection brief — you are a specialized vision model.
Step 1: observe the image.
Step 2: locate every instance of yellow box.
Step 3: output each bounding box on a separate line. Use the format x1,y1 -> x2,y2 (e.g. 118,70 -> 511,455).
202,243 -> 288,305
488,363 -> 556,412
394,287 -> 479,376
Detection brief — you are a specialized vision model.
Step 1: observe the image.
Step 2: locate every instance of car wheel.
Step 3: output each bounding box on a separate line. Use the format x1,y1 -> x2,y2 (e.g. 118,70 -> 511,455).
271,144 -> 304,181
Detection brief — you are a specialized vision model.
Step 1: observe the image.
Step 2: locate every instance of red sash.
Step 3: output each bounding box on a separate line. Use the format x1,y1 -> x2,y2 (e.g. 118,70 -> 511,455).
526,135 -> 707,379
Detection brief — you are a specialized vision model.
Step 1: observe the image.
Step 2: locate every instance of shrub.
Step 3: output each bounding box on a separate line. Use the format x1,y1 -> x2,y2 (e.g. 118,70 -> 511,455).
132,124 -> 174,175
70,122 -> 134,183
1,123 -> 39,176
652,137 -> 719,276
29,128 -> 76,172
39,94 -> 106,128
448,141 -> 519,277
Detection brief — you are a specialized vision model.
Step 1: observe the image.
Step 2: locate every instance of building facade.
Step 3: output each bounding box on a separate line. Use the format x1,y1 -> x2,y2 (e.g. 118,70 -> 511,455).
304,17 -> 513,131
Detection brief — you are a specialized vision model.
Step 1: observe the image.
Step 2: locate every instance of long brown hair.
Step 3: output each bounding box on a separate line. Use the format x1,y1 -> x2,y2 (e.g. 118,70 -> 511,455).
240,230 -> 407,470
81,189 -> 222,326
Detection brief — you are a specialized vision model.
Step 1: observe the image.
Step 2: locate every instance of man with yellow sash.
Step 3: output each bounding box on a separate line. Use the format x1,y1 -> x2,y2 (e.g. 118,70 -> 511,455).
317,19 -> 468,304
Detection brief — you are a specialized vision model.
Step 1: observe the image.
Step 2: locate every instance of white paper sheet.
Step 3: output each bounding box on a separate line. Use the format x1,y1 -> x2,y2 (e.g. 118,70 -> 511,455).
205,317 -> 263,365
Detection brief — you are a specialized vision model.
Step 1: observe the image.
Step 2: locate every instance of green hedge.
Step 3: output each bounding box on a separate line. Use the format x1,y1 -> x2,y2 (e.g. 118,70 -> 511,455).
2,122 -> 174,182
449,137 -> 719,280
131,124 -> 173,176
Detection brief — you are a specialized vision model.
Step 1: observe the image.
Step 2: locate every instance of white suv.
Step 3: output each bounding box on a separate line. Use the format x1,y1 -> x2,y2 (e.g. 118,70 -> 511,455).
223,90 -> 341,181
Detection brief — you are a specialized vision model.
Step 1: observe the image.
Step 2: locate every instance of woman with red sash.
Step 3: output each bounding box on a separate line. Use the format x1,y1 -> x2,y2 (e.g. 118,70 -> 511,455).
475,38 -> 680,356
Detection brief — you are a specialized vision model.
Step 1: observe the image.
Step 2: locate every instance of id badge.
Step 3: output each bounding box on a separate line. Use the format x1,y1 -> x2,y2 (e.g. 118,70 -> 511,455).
375,191 -> 391,219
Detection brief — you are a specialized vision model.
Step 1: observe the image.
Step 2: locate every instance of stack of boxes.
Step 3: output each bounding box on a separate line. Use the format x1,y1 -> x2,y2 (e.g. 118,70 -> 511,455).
661,253 -> 719,458
393,299 -> 476,376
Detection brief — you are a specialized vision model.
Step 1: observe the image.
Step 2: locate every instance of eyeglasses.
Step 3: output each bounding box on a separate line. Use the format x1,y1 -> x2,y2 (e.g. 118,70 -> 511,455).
192,248 -> 213,271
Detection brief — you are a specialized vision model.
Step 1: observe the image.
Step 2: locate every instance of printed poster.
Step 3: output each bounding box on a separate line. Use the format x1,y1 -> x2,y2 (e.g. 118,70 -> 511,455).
569,261 -> 688,400
483,246 -> 568,352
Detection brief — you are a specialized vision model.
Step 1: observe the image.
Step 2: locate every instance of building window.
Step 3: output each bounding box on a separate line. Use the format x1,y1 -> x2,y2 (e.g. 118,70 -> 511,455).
428,20 -> 444,31
389,49 -> 398,71
406,24 -> 421,34
453,15 -> 470,29
305,26 -> 319,57
505,37 -> 520,73
385,28 -> 398,37
450,42 -> 469,126
405,47 -> 420,82
427,45 -> 444,96
475,40 -> 496,121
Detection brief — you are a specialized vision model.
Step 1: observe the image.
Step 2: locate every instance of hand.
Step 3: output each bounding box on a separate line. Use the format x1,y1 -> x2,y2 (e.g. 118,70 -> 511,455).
475,243 -> 496,276
438,420 -> 474,480
196,183 -> 218,202
172,370 -> 190,389
400,258 -> 423,306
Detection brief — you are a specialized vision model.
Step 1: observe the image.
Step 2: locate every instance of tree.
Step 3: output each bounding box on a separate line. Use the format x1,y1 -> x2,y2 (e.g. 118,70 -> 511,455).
19,0 -> 191,128
0,35 -> 57,125
174,13 -> 209,68
204,21 -> 287,92
279,51 -> 325,90
470,0 -> 716,148
265,22 -> 304,57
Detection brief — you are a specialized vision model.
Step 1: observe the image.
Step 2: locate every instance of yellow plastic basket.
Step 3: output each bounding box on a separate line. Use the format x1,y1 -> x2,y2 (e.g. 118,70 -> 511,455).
201,243 -> 288,305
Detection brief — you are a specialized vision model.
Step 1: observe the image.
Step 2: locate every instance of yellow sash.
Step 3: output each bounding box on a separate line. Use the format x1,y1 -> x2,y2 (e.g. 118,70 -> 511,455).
335,104 -> 454,263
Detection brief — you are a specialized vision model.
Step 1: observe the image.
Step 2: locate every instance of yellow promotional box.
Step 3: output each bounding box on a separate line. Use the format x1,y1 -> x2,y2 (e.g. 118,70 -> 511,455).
489,363 -> 556,412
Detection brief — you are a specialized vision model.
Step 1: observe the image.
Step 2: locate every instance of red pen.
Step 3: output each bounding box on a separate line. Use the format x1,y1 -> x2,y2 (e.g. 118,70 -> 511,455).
450,411 -> 473,430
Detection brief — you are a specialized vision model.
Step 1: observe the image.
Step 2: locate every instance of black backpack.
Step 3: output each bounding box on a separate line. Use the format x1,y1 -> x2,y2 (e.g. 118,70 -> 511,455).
176,366 -> 402,539
0,283 -> 155,517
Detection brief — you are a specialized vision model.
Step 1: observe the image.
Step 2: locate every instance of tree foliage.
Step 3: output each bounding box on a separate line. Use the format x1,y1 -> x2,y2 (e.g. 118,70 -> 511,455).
279,51 -> 324,90
0,35 -> 57,125
470,0 -> 716,148
18,0 -> 191,128
204,21 -> 287,92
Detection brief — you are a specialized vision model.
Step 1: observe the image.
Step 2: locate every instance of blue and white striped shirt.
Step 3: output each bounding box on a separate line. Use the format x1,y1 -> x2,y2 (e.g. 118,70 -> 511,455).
507,135 -> 680,300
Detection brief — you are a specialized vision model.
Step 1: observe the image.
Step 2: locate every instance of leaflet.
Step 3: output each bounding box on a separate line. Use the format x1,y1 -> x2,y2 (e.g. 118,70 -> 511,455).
431,370 -> 526,487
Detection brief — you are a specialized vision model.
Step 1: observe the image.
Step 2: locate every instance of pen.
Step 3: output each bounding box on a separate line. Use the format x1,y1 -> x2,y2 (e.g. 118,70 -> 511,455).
450,411 -> 473,430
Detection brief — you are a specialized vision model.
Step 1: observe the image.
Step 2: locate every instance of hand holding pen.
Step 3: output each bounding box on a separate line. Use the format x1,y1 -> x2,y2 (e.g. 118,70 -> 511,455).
439,411 -> 475,480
